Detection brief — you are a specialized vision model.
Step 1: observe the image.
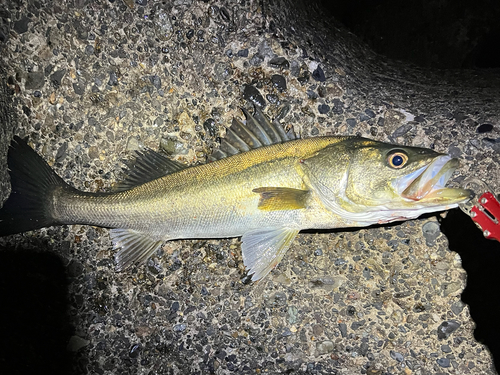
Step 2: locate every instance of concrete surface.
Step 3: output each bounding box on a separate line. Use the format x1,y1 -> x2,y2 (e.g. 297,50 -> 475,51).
0,0 -> 499,374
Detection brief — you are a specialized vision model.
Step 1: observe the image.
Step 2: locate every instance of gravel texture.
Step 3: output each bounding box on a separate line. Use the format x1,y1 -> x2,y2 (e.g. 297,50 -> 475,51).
0,0 -> 499,374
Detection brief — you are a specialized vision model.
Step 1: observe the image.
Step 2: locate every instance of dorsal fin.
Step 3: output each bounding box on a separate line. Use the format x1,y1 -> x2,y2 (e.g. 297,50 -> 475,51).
113,147 -> 187,191
209,106 -> 298,162
114,107 -> 296,185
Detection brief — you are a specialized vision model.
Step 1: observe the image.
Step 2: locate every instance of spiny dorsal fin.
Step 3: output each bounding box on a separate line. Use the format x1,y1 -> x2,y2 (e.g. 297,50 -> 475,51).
113,147 -> 187,191
209,106 -> 298,162
253,187 -> 309,211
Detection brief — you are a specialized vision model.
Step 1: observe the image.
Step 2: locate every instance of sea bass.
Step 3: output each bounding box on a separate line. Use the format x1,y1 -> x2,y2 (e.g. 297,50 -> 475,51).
0,108 -> 471,281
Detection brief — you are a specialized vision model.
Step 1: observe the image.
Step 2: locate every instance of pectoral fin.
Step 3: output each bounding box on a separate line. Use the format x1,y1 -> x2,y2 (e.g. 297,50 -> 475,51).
241,227 -> 299,281
253,187 -> 309,211
111,228 -> 163,271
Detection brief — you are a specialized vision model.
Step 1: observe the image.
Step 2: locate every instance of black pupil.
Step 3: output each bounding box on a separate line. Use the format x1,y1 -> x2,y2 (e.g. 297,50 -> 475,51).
392,154 -> 403,166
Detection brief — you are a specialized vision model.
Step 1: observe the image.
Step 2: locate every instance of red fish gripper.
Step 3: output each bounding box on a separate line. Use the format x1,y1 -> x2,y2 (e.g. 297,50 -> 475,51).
470,191 -> 500,242
459,178 -> 500,242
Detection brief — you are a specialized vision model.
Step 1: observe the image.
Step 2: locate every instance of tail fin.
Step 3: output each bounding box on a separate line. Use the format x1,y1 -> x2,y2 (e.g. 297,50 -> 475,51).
0,136 -> 69,236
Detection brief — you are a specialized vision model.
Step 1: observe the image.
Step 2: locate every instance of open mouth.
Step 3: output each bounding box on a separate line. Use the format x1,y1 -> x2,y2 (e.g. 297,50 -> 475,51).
394,156 -> 472,203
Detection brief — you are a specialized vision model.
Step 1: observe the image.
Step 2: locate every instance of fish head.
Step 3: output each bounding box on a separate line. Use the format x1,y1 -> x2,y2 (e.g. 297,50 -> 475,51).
302,137 -> 472,225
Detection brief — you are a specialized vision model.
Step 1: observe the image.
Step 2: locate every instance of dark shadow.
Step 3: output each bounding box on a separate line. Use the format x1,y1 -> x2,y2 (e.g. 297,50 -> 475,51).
0,243 -> 76,375
439,208 -> 500,372
301,211 -> 439,235
318,0 -> 500,69
463,26 -> 500,68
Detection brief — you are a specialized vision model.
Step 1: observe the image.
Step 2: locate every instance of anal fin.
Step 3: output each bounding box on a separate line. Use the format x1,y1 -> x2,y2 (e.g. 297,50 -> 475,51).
241,227 -> 299,281
252,187 -> 309,211
111,228 -> 163,271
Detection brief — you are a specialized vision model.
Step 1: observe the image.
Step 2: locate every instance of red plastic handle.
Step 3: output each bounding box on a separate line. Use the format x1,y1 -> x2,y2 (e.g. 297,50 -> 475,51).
471,192 -> 500,241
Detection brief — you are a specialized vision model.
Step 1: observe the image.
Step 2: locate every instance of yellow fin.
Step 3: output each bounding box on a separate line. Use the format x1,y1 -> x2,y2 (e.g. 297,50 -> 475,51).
252,187 -> 309,211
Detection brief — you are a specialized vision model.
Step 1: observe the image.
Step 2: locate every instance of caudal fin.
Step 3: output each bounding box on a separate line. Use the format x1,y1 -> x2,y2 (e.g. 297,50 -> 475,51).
0,136 -> 69,236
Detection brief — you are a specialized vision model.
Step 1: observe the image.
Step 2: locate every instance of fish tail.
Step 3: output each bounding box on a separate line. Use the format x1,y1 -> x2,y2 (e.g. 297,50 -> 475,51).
0,136 -> 71,236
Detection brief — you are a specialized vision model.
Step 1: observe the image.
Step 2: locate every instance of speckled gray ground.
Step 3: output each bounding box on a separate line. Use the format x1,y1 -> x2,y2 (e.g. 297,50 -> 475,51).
0,0 -> 499,374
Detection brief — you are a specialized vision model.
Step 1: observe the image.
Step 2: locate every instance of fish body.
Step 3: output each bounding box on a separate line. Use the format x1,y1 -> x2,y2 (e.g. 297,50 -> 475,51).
55,138 -> 329,235
0,109 -> 471,280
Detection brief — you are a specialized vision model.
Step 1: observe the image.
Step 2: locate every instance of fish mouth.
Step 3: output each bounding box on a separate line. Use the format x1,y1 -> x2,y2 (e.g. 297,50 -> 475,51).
395,155 -> 472,204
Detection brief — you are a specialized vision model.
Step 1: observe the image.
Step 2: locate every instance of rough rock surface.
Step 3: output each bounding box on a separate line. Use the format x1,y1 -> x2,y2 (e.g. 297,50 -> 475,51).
0,0 -> 499,374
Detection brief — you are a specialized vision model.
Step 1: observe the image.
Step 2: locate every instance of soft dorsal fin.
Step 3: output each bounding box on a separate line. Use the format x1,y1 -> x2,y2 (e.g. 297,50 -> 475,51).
113,147 -> 187,191
209,106 -> 297,161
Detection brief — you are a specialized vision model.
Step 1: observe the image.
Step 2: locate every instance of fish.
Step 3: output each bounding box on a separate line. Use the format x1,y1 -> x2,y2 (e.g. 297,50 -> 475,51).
0,107 -> 472,281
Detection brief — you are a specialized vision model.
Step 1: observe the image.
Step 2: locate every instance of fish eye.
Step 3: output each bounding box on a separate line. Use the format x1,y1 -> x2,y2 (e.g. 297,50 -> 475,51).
387,151 -> 408,169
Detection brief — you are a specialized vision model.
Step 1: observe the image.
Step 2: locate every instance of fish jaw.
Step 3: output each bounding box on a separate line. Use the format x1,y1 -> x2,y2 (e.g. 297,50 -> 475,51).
395,155 -> 472,206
